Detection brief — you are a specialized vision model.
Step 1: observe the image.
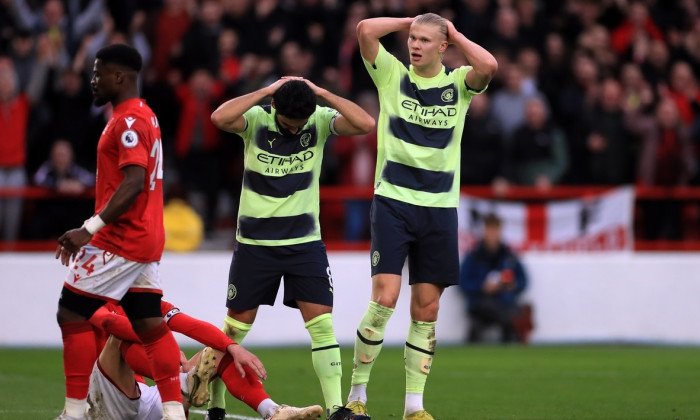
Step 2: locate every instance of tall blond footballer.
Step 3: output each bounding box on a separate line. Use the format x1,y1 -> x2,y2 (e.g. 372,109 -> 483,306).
347,14 -> 498,420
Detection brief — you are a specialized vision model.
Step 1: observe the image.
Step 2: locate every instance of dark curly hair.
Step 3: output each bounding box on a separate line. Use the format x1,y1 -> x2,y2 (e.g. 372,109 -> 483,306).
273,80 -> 316,119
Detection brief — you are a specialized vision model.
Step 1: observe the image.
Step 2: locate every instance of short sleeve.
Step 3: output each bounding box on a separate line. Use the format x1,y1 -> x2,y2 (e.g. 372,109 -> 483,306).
316,106 -> 340,139
362,42 -> 402,90
239,105 -> 265,142
116,116 -> 150,169
463,66 -> 489,95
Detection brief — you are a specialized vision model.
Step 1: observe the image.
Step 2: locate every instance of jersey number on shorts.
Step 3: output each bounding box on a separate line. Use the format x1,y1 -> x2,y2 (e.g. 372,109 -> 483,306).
149,138 -> 164,190
326,266 -> 333,288
72,249 -> 97,277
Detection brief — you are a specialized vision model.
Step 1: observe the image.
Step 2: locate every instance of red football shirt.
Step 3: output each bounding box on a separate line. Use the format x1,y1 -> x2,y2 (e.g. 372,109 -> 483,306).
90,98 -> 165,263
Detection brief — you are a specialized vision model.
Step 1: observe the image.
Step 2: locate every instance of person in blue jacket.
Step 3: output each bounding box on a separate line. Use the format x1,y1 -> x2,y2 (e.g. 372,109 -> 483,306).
459,213 -> 528,343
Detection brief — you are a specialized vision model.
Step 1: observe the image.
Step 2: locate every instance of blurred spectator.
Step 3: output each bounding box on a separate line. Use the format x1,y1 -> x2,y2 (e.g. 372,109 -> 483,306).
516,46 -> 542,96
487,6 -> 520,60
0,56 -> 44,241
581,78 -> 636,185
503,97 -> 568,189
337,1 -> 373,94
557,51 -> 600,183
33,139 -> 94,193
491,64 -> 547,137
174,68 -> 225,233
150,0 -> 192,82
641,38 -> 671,87
277,40 -> 313,78
177,0 -> 224,78
539,32 -> 570,115
514,0 -> 547,49
611,0 -> 664,56
460,93 -> 505,186
578,24 -> 617,73
9,0 -> 103,56
620,62 -> 656,116
9,29 -> 35,90
38,68 -> 94,170
637,98 -> 695,240
455,0 -> 496,47
459,214 -> 531,344
334,91 -> 378,241
30,139 -> 94,239
249,0 -> 288,56
218,28 -> 241,85
82,12 -> 151,77
666,61 -> 700,128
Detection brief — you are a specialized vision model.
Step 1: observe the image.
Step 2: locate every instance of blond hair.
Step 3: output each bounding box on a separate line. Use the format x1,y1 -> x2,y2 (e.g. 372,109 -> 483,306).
413,13 -> 448,39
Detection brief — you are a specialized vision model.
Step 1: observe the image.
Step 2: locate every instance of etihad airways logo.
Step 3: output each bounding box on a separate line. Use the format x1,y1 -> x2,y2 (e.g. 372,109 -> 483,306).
401,99 -> 457,117
257,150 -> 314,166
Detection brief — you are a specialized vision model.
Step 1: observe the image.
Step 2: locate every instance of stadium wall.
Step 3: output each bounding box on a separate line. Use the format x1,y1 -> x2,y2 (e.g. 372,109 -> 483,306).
1,252 -> 699,346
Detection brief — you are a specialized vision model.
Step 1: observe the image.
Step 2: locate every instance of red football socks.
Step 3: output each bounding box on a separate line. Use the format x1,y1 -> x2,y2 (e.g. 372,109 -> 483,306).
120,341 -> 153,379
137,321 -> 182,403
218,355 -> 269,410
60,321 -> 98,399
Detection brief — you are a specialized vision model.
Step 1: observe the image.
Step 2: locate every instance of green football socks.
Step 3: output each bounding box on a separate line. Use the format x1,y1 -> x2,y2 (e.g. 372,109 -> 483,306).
351,301 -> 394,387
404,319 -> 436,395
208,316 -> 252,410
305,313 -> 343,415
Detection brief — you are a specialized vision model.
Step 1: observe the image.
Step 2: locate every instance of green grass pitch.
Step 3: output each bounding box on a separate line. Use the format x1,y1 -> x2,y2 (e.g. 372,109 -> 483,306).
1,345 -> 698,419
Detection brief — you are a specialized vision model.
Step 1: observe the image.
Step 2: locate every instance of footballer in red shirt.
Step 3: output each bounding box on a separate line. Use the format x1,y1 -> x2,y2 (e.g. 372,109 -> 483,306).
53,44 -> 185,420
89,96 -> 165,263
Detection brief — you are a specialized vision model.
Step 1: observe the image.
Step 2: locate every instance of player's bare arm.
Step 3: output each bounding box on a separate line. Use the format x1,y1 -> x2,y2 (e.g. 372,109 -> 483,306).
211,78 -> 289,133
56,165 -> 146,265
445,20 -> 498,91
302,78 -> 375,136
356,17 -> 414,64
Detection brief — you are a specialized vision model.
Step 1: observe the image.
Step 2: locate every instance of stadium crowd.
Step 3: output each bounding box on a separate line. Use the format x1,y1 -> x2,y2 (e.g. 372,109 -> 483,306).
1,0 -> 700,243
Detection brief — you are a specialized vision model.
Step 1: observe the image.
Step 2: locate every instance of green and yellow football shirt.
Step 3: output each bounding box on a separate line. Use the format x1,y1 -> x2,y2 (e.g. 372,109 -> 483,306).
235,104 -> 338,246
364,43 -> 486,208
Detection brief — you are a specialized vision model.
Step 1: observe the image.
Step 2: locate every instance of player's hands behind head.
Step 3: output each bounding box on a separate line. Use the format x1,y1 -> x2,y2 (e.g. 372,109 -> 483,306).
265,78 -> 290,96
445,19 -> 459,44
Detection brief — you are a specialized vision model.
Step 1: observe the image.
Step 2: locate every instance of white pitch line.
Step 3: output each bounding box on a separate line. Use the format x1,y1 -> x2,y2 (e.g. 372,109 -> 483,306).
189,408 -> 261,419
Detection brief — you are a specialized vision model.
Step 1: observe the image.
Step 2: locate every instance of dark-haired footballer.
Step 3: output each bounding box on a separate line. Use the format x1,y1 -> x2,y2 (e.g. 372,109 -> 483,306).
209,77 -> 375,420
53,44 -> 186,420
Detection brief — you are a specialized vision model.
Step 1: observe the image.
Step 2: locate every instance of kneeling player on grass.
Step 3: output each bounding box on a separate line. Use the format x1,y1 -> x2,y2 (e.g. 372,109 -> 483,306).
87,301 -> 324,419
209,77 -> 375,420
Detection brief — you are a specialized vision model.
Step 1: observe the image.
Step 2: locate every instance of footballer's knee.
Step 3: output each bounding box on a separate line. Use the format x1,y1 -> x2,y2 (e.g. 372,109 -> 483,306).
371,273 -> 401,308
410,298 -> 440,322
373,294 -> 399,309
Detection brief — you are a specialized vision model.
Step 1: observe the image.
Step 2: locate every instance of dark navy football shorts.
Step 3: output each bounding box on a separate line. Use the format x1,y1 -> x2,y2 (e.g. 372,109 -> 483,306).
226,240 -> 334,310
370,194 -> 459,286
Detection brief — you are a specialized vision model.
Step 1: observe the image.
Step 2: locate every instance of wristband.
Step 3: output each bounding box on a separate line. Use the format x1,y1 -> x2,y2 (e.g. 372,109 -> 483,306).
83,215 -> 106,235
